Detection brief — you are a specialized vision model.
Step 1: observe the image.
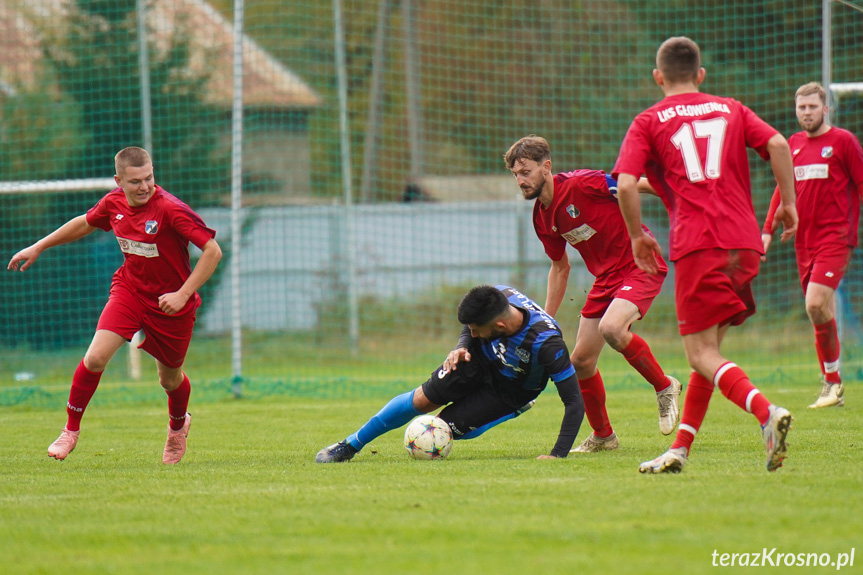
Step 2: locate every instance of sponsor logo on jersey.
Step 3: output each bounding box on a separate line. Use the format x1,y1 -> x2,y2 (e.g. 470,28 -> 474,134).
792,148 -> 801,156
145,220 -> 158,234
656,101 -> 731,123
115,214 -> 124,220
515,347 -> 530,363
116,236 -> 160,258
794,164 -> 829,181
566,204 -> 579,218
821,146 -> 833,158
561,223 -> 597,245
494,342 -> 524,373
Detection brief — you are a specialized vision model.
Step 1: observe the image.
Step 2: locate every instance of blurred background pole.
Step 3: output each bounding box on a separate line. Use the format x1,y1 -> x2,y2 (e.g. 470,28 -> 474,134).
402,0 -> 424,184
136,0 -> 152,152
334,0 -> 360,354
823,0 -> 833,111
230,0 -> 245,395
360,0 -> 393,203
129,0 -> 152,381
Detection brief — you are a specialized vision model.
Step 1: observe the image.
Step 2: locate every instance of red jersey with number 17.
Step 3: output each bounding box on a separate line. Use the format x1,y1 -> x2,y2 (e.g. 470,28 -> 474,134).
86,185 -> 216,312
613,92 -> 779,261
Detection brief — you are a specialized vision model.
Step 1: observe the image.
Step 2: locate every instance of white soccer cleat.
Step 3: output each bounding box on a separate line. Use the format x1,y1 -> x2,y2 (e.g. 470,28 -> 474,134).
657,376 -> 682,435
570,432 -> 619,453
762,405 -> 792,472
808,381 -> 844,409
638,447 -> 687,474
48,427 -> 79,460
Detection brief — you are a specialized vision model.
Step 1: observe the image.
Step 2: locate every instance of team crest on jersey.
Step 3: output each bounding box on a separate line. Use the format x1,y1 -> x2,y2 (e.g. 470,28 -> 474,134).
566,204 -> 579,218
145,220 -> 158,234
515,347 -> 530,363
821,146 -> 833,159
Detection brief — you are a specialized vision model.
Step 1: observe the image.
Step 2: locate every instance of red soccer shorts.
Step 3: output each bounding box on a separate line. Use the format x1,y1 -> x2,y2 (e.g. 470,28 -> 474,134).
581,260 -> 668,320
96,280 -> 199,369
795,243 -> 852,293
673,248 -> 760,336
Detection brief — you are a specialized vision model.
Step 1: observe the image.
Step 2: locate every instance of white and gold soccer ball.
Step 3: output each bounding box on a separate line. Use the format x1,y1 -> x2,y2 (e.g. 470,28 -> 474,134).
403,415 -> 453,460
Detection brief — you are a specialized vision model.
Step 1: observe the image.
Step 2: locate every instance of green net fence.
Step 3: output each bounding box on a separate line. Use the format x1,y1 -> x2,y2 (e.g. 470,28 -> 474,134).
1,0 -> 862,407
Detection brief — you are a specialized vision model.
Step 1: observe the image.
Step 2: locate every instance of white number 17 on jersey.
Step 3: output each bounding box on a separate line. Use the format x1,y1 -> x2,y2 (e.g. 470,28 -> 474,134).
670,117 -> 728,182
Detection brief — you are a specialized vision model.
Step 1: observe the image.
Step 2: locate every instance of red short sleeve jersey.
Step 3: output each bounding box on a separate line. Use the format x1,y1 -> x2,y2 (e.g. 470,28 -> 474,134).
613,92 -> 778,261
86,185 -> 216,311
533,170 -> 638,279
787,127 -> 863,248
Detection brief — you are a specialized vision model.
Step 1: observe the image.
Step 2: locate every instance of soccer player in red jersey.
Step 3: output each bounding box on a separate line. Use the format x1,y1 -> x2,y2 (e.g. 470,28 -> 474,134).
613,37 -> 799,473
7,147 -> 222,464
504,136 -> 681,453
762,82 -> 863,409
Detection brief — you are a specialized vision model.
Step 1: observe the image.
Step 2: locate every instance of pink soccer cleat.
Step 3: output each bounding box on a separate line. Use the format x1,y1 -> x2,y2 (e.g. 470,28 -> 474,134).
163,413 -> 191,465
48,428 -> 80,460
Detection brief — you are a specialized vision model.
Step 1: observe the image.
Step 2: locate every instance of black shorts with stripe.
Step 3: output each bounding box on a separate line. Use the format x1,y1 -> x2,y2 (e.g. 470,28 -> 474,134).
421,354 -> 539,438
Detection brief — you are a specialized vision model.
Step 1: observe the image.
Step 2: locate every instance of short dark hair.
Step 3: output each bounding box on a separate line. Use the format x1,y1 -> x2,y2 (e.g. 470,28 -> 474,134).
656,36 -> 701,85
457,285 -> 510,325
503,135 -> 550,170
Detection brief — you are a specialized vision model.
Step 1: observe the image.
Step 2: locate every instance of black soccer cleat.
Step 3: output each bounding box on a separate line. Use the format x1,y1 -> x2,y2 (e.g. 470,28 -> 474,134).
315,441 -> 358,463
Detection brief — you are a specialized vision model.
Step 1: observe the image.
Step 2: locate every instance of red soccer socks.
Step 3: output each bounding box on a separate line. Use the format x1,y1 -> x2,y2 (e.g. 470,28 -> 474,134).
671,371 -> 713,453
166,374 -> 191,431
814,319 -> 841,384
578,370 -> 614,438
65,360 -> 103,432
621,333 -> 670,392
715,362 -> 771,425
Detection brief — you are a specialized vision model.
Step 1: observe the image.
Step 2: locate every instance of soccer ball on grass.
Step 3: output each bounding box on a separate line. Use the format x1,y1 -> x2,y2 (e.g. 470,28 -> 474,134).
403,414 -> 453,460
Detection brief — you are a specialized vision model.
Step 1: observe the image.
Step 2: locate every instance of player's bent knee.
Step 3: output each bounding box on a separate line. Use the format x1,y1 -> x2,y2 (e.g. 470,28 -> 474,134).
571,355 -> 597,375
597,323 -> 628,350
412,386 -> 440,413
82,353 -> 110,373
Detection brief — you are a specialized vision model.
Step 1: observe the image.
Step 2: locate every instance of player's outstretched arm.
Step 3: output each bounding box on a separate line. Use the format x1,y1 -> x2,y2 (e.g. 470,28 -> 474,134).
158,238 -> 222,315
766,134 -> 798,242
544,375 -> 584,459
7,215 -> 96,272
544,254 -> 570,318
760,188 -> 781,261
535,339 -> 584,459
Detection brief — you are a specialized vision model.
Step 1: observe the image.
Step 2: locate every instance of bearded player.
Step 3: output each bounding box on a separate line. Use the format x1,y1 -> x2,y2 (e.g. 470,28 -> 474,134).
504,136 -> 681,453
762,82 -> 863,409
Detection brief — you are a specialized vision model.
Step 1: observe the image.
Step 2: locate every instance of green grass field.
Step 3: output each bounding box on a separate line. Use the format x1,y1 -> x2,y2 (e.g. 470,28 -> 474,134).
2,380 -> 860,575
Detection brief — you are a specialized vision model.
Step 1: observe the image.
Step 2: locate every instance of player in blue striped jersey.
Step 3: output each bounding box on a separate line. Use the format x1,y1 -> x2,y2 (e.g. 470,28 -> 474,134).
315,285 -> 584,462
